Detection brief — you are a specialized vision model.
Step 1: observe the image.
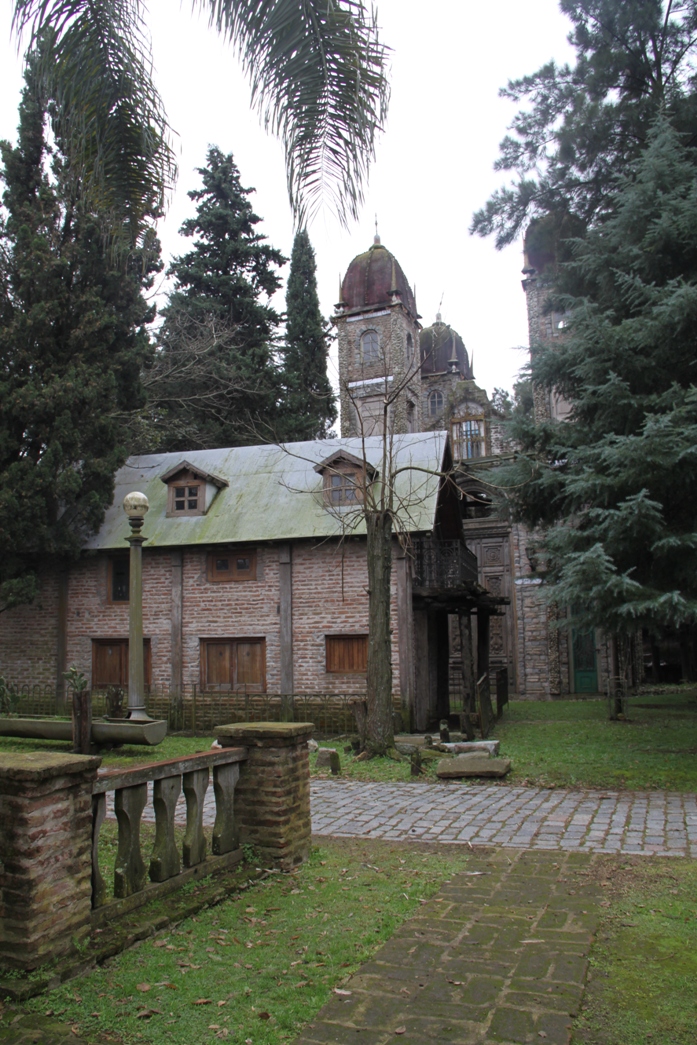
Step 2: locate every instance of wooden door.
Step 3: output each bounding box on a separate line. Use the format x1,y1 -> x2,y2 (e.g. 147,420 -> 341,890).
572,628 -> 598,693
93,641 -> 126,687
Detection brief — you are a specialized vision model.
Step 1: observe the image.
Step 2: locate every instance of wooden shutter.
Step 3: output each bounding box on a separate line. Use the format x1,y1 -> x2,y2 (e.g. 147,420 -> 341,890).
205,641 -> 233,690
235,640 -> 265,691
326,635 -> 368,673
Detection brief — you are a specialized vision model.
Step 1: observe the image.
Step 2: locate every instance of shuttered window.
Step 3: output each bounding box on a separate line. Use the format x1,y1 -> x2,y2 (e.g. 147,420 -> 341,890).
325,634 -> 368,674
201,638 -> 266,692
92,639 -> 151,689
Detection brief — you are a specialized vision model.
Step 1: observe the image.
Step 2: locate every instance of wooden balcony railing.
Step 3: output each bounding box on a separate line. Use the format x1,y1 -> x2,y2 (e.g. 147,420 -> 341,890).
412,537 -> 479,594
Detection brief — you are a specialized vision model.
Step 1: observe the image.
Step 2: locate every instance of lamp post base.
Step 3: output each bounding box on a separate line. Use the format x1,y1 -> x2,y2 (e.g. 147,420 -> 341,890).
127,707 -> 154,723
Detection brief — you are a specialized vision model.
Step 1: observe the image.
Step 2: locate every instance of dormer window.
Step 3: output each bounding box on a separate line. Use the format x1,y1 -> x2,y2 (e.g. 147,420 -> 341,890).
173,483 -> 201,514
161,460 -> 228,518
314,449 -> 376,509
329,472 -> 360,505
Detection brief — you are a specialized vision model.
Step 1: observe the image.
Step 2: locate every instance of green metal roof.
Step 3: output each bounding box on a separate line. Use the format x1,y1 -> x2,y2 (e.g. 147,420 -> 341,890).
84,433 -> 448,551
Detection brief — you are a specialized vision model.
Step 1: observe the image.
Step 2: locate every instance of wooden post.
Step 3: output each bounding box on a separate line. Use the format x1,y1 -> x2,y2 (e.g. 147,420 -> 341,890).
395,546 -> 414,728
435,610 -> 450,722
278,544 -> 294,717
72,689 -> 93,755
170,550 -> 183,728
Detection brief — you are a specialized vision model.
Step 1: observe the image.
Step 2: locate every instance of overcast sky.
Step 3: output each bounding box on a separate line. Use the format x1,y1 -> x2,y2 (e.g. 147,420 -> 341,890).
0,0 -> 575,401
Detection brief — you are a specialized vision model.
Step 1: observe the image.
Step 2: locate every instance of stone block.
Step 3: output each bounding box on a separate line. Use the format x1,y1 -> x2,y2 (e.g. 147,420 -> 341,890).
436,755 -> 511,779
315,748 -> 337,768
0,751 -> 101,971
216,721 -> 313,870
439,740 -> 501,756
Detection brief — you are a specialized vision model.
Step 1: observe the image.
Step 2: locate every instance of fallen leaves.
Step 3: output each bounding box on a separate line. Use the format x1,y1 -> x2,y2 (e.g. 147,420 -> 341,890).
395,1027 -> 406,1035
193,998 -> 212,1006
135,983 -> 151,993
334,988 -> 352,996
136,1008 -> 162,1020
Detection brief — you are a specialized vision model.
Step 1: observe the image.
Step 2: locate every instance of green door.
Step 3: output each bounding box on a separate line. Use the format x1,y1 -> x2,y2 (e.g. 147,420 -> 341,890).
572,628 -> 598,693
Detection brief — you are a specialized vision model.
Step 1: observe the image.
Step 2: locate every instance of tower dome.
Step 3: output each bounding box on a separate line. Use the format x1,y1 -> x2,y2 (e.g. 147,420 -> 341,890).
420,316 -> 472,379
339,238 -> 418,319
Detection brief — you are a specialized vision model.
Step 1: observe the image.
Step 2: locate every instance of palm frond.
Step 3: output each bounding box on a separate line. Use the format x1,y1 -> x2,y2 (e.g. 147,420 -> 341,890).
12,1 -> 177,238
201,0 -> 390,226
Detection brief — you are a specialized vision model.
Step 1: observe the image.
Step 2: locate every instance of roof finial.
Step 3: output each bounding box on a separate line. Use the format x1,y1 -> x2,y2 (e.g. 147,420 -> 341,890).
374,214 -> 380,245
436,292 -> 444,323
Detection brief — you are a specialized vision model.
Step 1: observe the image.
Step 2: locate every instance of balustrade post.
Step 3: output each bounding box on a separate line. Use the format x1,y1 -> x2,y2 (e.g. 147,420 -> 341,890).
215,722 -> 313,870
150,776 -> 182,881
114,784 -> 148,897
212,762 -> 240,854
183,767 -> 208,867
0,752 -> 101,970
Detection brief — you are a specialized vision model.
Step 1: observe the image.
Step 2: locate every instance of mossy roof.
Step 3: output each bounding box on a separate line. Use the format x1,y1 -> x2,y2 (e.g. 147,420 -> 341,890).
84,433 -> 448,550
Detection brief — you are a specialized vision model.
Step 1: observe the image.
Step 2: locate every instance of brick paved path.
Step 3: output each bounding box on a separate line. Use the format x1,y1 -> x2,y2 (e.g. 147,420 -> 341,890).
295,847 -> 602,1045
124,778 -> 697,856
310,780 -> 697,856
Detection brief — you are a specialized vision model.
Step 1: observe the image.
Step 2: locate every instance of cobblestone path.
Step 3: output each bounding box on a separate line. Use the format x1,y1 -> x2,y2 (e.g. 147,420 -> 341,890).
295,847 -> 602,1045
122,778 -> 697,856
310,780 -> 697,856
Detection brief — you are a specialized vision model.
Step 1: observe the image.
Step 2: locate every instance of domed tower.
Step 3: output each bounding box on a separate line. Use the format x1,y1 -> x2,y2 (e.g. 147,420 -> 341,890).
335,236 -> 422,437
419,313 -> 474,431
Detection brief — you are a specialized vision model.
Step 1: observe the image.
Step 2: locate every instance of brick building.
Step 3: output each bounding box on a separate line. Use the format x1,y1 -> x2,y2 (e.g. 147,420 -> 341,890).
335,235 -> 609,698
0,434 -> 504,729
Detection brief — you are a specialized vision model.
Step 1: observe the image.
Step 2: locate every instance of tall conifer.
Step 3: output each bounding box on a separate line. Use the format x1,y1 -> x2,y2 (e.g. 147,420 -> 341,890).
280,229 -> 336,440
154,148 -> 286,449
0,52 -> 161,610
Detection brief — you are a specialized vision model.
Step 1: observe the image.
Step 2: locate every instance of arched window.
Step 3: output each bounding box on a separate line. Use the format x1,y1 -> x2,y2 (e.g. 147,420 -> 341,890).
360,329 -> 380,365
406,333 -> 413,362
428,390 -> 444,417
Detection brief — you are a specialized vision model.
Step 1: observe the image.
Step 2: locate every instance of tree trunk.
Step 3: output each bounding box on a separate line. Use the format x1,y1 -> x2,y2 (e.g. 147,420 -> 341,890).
365,511 -> 394,755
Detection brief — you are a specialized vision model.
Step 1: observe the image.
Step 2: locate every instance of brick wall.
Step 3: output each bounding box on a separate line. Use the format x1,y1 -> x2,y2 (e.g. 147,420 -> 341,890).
0,568 -> 60,687
0,537 -> 403,698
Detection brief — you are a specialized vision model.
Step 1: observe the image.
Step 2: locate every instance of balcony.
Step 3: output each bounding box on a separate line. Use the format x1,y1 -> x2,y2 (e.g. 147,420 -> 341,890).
412,537 -> 479,595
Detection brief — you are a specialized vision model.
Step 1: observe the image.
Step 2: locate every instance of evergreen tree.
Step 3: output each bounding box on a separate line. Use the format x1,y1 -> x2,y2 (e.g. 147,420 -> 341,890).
154,148 -> 286,450
472,0 -> 697,248
280,229 -> 336,440
0,53 -> 161,610
495,121 -> 697,648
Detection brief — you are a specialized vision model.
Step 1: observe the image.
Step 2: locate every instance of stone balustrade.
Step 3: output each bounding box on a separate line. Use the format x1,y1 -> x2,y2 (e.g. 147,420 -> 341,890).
91,747 -> 247,910
0,722 -> 313,972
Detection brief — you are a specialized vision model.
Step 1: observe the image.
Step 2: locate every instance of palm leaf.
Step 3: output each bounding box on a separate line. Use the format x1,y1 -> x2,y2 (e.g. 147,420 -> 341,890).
13,1 -> 390,232
13,1 -> 176,239
202,0 -> 390,226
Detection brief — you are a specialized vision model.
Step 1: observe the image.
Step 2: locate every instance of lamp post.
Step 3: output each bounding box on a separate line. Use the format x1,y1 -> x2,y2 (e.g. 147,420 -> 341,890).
123,491 -> 151,722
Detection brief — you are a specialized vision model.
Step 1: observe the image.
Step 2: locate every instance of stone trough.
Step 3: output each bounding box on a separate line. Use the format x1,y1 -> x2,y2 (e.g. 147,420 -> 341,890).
0,716 -> 167,746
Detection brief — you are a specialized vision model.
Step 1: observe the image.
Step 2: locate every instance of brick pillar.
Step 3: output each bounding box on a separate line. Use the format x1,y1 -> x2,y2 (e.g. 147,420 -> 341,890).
0,752 -> 101,971
215,722 -> 313,870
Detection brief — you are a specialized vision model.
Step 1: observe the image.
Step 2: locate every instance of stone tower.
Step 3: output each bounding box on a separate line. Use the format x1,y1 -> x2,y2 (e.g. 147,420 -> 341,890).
335,236 -> 422,437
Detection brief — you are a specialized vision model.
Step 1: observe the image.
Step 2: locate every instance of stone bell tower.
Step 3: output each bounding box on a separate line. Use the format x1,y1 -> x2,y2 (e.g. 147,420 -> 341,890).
334,236 -> 422,436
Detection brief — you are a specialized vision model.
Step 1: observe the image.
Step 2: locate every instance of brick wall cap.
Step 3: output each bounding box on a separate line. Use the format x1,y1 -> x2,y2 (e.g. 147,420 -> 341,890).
215,722 -> 314,741
0,751 -> 102,782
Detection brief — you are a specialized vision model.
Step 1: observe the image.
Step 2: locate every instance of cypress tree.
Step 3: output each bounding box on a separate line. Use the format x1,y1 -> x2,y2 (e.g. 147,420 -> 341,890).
154,148 -> 286,450
280,228 -> 336,440
0,51 -> 161,610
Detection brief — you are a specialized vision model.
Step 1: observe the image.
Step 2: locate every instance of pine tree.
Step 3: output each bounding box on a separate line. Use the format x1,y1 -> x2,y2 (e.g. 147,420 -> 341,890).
472,0 -> 697,248
495,120 -> 697,653
280,229 -> 336,441
0,53 -> 161,610
154,148 -> 286,449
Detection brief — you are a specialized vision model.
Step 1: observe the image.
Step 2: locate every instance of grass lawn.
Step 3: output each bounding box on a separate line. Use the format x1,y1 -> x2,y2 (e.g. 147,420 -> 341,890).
575,856 -> 697,1045
0,685 -> 695,789
15,839 -> 469,1045
310,688 -> 697,790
